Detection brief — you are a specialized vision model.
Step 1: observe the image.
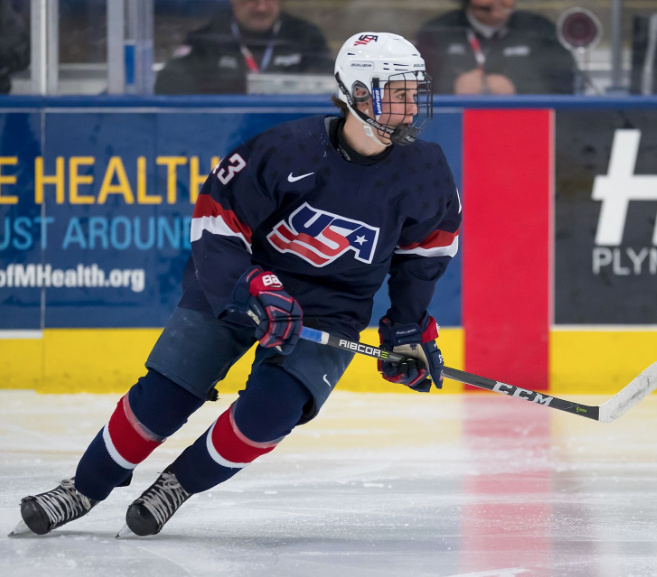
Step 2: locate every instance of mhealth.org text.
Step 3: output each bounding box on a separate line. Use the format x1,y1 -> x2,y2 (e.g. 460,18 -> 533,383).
0,264 -> 145,293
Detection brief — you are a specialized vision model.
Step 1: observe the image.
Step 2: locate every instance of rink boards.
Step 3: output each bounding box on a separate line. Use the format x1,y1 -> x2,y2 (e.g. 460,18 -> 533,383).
1,96 -> 657,395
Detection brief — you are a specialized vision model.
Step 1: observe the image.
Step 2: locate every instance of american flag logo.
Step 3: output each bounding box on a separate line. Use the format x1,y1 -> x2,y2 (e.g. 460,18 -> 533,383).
354,34 -> 378,46
267,203 -> 379,268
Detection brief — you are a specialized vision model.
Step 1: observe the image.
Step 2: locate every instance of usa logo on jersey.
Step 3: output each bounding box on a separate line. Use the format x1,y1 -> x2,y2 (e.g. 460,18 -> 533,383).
267,203 -> 380,267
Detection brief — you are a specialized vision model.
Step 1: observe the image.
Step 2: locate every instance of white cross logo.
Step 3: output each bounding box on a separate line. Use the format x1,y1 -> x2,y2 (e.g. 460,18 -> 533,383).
592,129 -> 657,246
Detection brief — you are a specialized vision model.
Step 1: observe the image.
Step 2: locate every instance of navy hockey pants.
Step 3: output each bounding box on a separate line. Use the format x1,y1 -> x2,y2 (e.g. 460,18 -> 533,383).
146,306 -> 354,423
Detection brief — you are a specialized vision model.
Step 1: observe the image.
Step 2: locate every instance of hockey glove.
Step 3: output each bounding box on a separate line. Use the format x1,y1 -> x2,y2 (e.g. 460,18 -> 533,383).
229,266 -> 303,355
377,314 -> 444,393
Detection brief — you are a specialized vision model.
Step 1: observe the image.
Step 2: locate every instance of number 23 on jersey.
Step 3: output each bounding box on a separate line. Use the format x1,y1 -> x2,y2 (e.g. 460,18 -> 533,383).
213,154 -> 246,185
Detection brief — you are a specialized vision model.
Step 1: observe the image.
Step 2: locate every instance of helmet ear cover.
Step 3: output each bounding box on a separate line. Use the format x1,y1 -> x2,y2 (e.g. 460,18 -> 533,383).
351,81 -> 371,103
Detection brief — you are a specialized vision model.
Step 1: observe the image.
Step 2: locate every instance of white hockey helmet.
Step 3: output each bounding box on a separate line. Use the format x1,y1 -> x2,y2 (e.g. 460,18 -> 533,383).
334,32 -> 433,146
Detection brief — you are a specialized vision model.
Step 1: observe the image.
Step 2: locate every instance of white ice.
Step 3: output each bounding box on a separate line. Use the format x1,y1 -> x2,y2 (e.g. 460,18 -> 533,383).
2,390 -> 657,577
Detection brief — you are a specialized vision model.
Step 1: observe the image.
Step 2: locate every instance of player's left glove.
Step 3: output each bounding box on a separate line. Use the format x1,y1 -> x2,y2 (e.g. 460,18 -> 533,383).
377,314 -> 444,393
229,266 -> 303,355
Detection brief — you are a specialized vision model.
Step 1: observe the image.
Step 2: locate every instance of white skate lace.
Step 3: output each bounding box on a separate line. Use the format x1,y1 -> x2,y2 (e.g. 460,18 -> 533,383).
34,478 -> 93,526
138,472 -> 190,527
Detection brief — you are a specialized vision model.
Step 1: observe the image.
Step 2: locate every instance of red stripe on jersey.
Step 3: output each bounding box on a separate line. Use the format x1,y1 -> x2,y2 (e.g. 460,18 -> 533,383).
107,395 -> 162,464
400,228 -> 459,250
269,229 -> 331,266
463,109 -> 551,390
210,405 -> 278,464
272,223 -> 351,260
294,230 -> 349,257
314,227 -> 352,255
193,194 -> 253,245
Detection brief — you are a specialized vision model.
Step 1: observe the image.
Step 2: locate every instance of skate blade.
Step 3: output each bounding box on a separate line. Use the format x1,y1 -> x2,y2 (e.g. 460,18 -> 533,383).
115,524 -> 133,539
8,520 -> 33,537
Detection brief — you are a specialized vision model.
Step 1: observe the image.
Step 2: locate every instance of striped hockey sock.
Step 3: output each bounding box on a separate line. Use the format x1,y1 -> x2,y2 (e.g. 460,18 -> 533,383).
172,365 -> 310,494
172,402 -> 281,493
74,371 -> 204,501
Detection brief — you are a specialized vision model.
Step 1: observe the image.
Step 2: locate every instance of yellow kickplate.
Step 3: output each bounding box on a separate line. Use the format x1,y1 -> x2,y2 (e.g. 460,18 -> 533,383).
0,327 -> 465,395
550,329 -> 657,395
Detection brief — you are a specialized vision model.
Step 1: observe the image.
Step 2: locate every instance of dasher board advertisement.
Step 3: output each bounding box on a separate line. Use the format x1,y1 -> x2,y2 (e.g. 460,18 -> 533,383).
0,108 -> 462,330
555,110 -> 657,324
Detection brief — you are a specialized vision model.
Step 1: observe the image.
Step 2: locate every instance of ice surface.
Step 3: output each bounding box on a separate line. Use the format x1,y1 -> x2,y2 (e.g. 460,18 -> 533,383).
2,390 -> 657,577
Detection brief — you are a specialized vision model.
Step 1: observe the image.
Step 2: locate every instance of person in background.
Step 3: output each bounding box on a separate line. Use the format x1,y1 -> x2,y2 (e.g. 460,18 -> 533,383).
0,0 -> 29,94
155,0 -> 333,94
416,0 -> 576,95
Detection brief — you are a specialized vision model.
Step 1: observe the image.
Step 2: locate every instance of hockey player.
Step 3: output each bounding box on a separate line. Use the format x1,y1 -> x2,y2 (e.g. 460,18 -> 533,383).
11,32 -> 461,538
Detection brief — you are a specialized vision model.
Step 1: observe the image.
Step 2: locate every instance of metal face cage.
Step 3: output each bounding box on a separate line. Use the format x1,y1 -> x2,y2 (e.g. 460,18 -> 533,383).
337,70 -> 433,146
369,71 -> 433,146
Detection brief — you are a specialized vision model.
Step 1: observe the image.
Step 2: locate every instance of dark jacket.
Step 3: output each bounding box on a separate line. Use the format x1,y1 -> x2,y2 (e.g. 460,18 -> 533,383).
0,0 -> 29,94
155,8 -> 333,94
416,9 -> 576,94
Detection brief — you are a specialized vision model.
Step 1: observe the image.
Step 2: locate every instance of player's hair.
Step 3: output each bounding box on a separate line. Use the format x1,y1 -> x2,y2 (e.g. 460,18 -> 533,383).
331,94 -> 349,117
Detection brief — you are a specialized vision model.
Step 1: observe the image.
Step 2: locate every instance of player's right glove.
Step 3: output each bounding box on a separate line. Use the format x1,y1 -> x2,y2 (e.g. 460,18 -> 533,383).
228,266 -> 303,355
377,314 -> 444,393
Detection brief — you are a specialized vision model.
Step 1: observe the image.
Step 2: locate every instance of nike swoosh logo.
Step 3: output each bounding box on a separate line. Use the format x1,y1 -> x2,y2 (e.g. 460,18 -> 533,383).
288,172 -> 314,183
323,374 -> 332,388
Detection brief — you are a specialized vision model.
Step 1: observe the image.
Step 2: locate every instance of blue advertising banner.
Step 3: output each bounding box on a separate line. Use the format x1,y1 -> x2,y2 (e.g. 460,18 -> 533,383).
0,112 -> 43,330
0,104 -> 463,330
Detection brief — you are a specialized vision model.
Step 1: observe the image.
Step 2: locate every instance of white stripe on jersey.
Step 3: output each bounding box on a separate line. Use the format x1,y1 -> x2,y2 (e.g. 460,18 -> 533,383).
191,215 -> 252,253
394,236 -> 459,258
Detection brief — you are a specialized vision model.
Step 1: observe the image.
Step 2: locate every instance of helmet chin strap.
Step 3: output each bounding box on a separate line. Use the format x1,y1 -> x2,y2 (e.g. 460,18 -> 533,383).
346,104 -> 391,148
336,72 -> 393,147
362,123 -> 390,147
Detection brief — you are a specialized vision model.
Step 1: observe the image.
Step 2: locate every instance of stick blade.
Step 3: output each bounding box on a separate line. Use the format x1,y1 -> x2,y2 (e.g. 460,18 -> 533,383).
598,361 -> 657,423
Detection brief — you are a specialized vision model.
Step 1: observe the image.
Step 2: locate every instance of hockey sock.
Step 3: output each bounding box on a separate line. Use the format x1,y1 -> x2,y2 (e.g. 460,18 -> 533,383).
172,364 -> 312,494
75,370 -> 205,501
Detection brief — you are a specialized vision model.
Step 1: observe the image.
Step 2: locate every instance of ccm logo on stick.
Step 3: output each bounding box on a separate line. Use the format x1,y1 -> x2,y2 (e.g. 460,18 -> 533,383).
339,340 -> 382,357
492,383 -> 554,405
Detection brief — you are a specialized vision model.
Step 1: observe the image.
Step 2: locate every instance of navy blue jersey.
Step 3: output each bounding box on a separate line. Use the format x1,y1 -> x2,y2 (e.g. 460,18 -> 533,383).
183,115 -> 461,340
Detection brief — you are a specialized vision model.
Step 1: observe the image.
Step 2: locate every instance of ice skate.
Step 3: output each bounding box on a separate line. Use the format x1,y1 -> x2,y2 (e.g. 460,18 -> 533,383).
10,478 -> 98,536
118,468 -> 191,537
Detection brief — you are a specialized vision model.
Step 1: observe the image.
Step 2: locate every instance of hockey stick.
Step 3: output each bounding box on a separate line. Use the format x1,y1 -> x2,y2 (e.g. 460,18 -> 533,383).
300,326 -> 657,423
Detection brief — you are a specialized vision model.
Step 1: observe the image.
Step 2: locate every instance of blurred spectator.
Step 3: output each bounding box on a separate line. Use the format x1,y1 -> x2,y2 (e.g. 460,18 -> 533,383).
155,0 -> 333,94
416,0 -> 576,95
0,0 -> 29,94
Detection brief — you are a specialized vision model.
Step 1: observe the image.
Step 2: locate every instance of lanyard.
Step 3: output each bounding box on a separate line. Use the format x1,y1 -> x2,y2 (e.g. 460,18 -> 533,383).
466,29 -> 486,70
466,29 -> 490,94
231,20 -> 281,73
